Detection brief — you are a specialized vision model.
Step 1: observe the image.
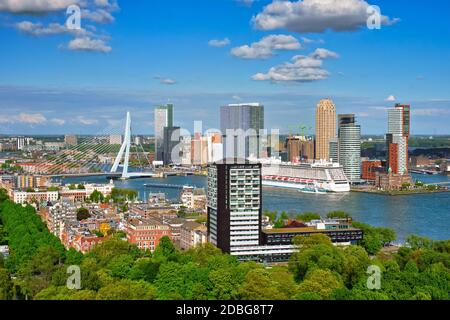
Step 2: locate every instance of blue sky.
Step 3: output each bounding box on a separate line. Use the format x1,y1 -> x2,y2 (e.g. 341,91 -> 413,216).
0,0 -> 449,135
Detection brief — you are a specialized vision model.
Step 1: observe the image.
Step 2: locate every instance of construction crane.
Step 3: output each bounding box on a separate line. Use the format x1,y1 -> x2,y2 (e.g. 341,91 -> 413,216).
287,124 -> 312,137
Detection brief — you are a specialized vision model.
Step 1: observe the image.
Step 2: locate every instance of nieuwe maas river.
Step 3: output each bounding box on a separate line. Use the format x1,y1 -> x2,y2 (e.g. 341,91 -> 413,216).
59,173 -> 450,242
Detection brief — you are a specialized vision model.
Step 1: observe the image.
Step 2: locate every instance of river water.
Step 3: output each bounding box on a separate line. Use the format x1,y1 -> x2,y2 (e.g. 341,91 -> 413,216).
59,173 -> 450,242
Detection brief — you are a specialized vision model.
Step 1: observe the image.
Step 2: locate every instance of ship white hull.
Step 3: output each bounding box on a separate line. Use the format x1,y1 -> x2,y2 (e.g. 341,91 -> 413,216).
262,179 -> 350,193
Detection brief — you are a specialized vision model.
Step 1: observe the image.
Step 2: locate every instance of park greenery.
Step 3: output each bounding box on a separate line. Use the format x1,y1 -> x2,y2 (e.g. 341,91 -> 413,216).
0,189 -> 449,300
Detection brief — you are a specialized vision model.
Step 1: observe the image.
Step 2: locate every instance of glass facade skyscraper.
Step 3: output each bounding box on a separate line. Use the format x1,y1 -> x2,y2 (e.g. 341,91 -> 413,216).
220,103 -> 265,159
338,114 -> 361,183
154,104 -> 174,161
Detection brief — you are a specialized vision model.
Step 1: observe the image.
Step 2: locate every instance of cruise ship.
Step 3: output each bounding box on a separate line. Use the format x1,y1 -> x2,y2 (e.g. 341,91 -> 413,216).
259,158 -> 350,193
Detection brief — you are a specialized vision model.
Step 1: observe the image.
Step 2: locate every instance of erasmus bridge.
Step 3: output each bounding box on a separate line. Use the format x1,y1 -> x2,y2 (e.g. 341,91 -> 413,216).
110,112 -> 155,179
35,112 -> 155,180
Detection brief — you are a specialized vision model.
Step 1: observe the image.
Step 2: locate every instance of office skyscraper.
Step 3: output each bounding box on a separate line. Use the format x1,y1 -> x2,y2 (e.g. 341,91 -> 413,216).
162,126 -> 180,165
207,161 -> 262,254
387,104 -> 410,175
220,103 -> 264,159
154,104 -> 174,161
315,99 -> 337,161
338,114 -> 361,183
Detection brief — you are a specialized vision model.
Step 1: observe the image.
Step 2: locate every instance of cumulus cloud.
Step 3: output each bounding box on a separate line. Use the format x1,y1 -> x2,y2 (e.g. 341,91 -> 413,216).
252,48 -> 338,82
68,37 -> 112,53
208,38 -> 231,47
253,0 -> 399,33
7,0 -> 118,53
16,21 -> 92,37
231,34 -> 301,59
385,95 -> 396,102
0,0 -> 78,14
0,112 -> 48,124
82,8 -> 115,24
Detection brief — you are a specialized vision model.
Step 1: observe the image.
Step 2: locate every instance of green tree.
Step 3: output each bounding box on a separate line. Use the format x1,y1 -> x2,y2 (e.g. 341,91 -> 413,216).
296,212 -> 321,222
296,269 -> 344,300
327,211 -> 351,219
238,268 -> 285,300
0,268 -> 12,300
96,279 -> 156,300
89,190 -> 104,203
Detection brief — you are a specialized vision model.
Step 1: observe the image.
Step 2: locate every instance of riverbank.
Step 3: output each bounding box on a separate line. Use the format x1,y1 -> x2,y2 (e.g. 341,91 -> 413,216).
351,188 -> 450,196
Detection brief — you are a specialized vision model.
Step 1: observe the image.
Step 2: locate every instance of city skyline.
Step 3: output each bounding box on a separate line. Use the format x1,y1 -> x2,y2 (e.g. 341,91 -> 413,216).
0,0 -> 449,135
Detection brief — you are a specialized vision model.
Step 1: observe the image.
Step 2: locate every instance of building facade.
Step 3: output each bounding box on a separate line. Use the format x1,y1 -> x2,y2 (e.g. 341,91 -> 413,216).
387,104 -> 410,175
154,104 -> 174,161
220,103 -> 265,159
315,99 -> 337,161
361,160 -> 383,180
162,126 -> 181,165
338,114 -> 361,183
125,217 -> 172,252
207,161 -> 262,254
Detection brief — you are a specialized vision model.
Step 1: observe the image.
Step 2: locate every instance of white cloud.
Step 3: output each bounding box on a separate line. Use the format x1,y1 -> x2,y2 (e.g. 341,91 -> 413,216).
208,38 -> 231,47
50,118 -> 66,125
16,21 -> 92,37
385,95 -> 396,102
154,76 -> 177,85
301,37 -> 325,44
82,8 -> 115,24
252,48 -> 338,82
0,112 -> 48,124
232,95 -> 242,101
0,0 -> 78,13
310,48 -> 339,59
68,37 -> 112,53
253,0 -> 399,33
160,78 -> 177,85
76,116 -> 99,125
231,34 -> 301,59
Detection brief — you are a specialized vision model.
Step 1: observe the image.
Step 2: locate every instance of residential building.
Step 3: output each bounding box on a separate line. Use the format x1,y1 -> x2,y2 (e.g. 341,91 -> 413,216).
125,217 -> 172,252
180,221 -> 207,250
180,186 -> 207,211
12,190 -> 58,204
207,160 -> 262,254
14,175 -> 49,189
315,99 -> 336,161
47,202 -> 77,237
